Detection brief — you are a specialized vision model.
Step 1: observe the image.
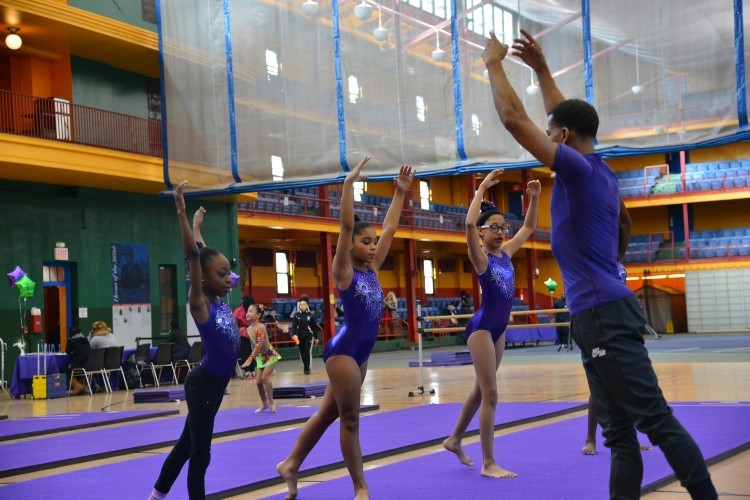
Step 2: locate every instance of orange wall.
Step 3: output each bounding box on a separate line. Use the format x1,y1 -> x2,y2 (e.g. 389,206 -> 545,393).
693,199 -> 750,230
628,206 -> 671,235
607,153 -> 666,173
690,142 -> 750,162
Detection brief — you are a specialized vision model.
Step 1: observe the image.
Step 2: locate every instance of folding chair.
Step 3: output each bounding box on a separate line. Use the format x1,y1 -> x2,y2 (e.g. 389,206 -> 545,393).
68,348 -> 107,395
141,343 -> 176,387
174,341 -> 202,381
102,346 -> 128,391
134,343 -> 151,375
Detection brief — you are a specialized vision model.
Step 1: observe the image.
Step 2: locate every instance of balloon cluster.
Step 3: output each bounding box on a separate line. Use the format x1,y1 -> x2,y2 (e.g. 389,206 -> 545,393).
7,265 -> 35,336
543,278 -> 558,293
7,266 -> 35,298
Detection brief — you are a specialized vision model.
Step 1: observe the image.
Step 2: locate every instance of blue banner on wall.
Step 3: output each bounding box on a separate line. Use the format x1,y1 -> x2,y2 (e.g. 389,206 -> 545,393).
111,243 -> 150,304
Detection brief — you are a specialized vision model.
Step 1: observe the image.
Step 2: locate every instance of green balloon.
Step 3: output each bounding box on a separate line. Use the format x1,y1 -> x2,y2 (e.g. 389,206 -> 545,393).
544,278 -> 558,292
15,275 -> 35,298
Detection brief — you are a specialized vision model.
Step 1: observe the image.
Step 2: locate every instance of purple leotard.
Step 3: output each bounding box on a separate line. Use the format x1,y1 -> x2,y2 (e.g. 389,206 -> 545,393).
194,300 -> 241,378
463,251 -> 514,343
323,267 -> 383,366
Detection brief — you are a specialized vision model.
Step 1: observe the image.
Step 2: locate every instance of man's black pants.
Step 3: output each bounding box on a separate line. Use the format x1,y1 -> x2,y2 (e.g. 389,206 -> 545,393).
571,295 -> 716,500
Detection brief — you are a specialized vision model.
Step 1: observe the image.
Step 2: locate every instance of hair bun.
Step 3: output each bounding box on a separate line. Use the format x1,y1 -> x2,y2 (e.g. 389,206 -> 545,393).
480,200 -> 497,213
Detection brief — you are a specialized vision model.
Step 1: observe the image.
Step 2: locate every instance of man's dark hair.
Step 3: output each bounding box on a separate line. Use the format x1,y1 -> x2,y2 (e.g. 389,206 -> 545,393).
549,99 -> 599,139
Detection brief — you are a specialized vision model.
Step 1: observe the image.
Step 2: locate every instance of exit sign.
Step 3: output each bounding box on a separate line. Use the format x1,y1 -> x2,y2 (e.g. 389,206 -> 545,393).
54,247 -> 69,261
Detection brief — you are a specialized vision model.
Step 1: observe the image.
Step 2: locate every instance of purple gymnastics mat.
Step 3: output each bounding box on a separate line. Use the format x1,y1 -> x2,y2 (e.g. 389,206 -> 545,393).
264,402 -> 750,499
0,402 -> 584,499
0,410 -> 179,442
0,405 -> 377,477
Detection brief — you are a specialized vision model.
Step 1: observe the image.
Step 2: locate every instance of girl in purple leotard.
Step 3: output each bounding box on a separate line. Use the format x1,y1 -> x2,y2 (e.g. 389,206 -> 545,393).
277,156 -> 415,500
443,169 -> 541,479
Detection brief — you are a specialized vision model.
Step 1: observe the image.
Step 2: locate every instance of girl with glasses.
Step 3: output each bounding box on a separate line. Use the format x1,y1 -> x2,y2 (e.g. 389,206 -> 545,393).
443,168 -> 540,479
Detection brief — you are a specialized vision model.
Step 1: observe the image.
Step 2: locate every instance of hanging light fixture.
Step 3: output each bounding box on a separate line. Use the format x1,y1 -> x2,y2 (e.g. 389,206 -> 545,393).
5,28 -> 22,50
373,4 -> 388,41
301,0 -> 320,16
353,1 -> 373,21
631,42 -> 644,94
431,29 -> 445,62
526,67 -> 540,95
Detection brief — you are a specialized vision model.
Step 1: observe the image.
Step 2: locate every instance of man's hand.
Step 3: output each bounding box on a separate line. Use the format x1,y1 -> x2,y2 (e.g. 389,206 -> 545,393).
483,32 -> 509,67
512,29 -> 546,71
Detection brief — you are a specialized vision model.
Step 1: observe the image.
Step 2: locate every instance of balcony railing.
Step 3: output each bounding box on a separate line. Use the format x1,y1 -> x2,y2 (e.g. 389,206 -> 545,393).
0,89 -> 162,157
239,191 -> 552,240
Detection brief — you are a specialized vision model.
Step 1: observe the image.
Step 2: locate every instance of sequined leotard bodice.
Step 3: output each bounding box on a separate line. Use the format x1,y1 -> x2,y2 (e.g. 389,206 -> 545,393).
464,251 -> 514,343
323,267 -> 383,365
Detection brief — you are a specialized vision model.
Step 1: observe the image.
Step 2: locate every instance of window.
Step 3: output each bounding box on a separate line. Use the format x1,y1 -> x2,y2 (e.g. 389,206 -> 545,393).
466,0 -> 516,43
266,50 -> 279,78
419,180 -> 431,210
141,0 -> 156,24
159,265 -> 177,332
43,264 -> 66,283
423,258 -> 435,295
416,95 -> 426,122
146,78 -> 161,121
402,0 -> 448,19
272,155 -> 284,181
471,113 -> 481,136
348,75 -> 361,104
353,181 -> 366,202
275,251 -> 290,295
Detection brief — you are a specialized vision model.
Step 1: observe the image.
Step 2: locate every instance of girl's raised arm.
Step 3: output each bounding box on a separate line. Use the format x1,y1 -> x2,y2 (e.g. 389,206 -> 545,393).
373,165 -> 416,271
501,180 -> 540,258
175,181 -> 209,324
332,156 -> 370,288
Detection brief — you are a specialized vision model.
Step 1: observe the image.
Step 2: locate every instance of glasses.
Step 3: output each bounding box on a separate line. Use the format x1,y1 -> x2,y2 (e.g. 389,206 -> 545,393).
480,224 -> 511,234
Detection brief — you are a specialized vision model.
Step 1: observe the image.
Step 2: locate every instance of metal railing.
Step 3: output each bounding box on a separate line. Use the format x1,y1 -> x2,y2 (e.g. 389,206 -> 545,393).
239,191 -> 552,239
0,89 -> 162,157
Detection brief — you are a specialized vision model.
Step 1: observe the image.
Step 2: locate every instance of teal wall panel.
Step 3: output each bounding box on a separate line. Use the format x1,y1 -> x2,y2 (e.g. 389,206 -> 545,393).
68,0 -> 157,32
71,57 -> 149,119
0,181 -> 239,388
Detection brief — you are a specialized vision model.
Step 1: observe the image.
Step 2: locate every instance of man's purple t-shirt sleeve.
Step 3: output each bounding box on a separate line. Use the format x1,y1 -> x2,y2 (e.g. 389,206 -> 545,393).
552,143 -> 593,184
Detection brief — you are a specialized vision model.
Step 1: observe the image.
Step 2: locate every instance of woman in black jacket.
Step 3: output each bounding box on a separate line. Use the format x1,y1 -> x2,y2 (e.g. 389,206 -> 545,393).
290,299 -> 318,375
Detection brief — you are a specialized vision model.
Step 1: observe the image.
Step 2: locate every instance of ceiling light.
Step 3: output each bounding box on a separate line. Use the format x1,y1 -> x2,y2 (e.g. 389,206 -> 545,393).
301,0 -> 319,16
353,1 -> 373,21
431,29 -> 444,62
5,28 -> 22,50
373,5 -> 387,41
526,84 -> 540,95
631,84 -> 644,94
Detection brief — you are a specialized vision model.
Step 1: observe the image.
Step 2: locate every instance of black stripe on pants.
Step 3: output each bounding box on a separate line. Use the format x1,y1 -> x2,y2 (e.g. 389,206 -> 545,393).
571,295 -> 716,500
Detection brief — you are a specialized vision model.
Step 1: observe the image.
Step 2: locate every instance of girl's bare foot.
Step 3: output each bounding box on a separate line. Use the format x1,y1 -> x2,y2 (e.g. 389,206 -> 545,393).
480,462 -> 517,478
443,437 -> 474,466
277,460 -> 298,499
353,486 -> 370,499
583,440 -> 596,455
255,405 -> 269,413
640,444 -> 651,451
270,403 -> 277,413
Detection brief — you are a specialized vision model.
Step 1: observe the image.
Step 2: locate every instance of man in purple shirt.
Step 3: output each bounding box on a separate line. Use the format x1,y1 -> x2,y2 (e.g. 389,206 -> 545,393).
482,29 -> 716,499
